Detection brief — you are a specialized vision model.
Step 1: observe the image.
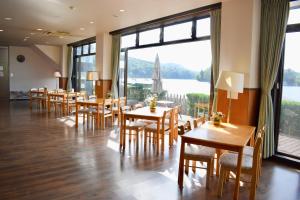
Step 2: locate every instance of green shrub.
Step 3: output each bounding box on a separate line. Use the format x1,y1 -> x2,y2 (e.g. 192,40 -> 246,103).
186,93 -> 210,116
280,100 -> 300,138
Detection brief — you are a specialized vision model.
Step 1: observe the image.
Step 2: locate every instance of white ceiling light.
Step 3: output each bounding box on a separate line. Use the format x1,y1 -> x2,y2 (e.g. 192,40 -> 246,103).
25,36 -> 30,39
0,29 -> 3,32
36,28 -> 43,31
30,32 -> 35,35
80,27 -> 85,31
119,9 -> 125,12
89,21 -> 94,24
4,17 -> 13,21
23,38 -> 27,41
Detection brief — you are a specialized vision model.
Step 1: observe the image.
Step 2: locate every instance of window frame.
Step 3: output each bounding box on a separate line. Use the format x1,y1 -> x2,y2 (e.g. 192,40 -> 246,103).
273,6 -> 300,161
70,39 -> 96,91
119,15 -> 213,104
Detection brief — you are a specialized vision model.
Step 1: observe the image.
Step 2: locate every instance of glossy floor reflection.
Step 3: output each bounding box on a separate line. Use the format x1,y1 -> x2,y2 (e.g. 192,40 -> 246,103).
0,101 -> 299,200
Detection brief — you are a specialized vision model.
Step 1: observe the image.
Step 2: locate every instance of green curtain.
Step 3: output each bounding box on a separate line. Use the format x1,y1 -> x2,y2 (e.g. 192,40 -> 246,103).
210,9 -> 221,113
67,46 -> 73,91
258,0 -> 289,158
111,34 -> 121,98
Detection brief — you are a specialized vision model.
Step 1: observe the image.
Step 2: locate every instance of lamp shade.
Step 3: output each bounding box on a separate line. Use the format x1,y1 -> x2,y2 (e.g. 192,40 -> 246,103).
87,71 -> 99,81
54,71 -> 61,78
215,71 -> 244,93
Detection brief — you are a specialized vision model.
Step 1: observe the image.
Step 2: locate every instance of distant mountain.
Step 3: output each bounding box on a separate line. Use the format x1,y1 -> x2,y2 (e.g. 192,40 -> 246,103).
127,57 -> 197,79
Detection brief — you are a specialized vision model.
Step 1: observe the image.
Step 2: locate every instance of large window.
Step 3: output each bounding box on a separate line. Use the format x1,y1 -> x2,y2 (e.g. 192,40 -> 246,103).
274,7 -> 300,160
72,42 -> 96,95
118,15 -> 212,116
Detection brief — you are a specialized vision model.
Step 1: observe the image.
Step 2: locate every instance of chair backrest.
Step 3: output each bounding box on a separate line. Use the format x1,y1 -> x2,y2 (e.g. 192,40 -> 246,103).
133,103 -> 143,110
120,96 -> 127,107
173,106 -> 180,127
252,135 -> 262,172
193,117 -> 205,128
112,98 -> 120,109
256,125 -> 265,164
194,102 -> 209,119
162,109 -> 173,130
89,95 -> 97,100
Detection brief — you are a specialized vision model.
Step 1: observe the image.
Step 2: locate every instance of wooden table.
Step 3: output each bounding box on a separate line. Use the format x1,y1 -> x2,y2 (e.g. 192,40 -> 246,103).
48,92 -> 78,115
75,99 -> 104,128
121,106 -> 172,154
177,122 -> 255,200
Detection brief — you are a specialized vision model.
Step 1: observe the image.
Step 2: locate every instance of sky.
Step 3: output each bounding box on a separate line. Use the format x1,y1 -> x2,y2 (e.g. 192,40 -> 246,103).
128,40 -> 212,72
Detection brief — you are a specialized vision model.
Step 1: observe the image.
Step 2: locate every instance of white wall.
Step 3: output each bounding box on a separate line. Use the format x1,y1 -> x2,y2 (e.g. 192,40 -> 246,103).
35,45 -> 61,65
9,46 -> 57,91
219,0 -> 261,88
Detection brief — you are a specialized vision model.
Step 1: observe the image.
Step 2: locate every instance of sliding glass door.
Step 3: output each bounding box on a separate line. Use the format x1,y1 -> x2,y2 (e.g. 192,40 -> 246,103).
274,7 -> 300,159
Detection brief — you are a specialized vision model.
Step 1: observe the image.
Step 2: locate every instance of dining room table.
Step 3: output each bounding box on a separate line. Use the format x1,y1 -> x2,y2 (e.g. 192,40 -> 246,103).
120,106 -> 173,154
75,98 -> 104,128
177,121 -> 256,200
47,92 -> 78,115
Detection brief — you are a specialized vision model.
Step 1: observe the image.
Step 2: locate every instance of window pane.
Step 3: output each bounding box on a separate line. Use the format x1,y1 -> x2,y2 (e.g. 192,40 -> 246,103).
90,43 -> 96,53
76,46 -> 82,56
83,45 -> 89,54
139,28 -> 160,45
164,21 -> 192,42
121,34 -> 136,48
288,8 -> 300,25
126,40 -> 211,115
196,17 -> 210,37
76,55 -> 96,96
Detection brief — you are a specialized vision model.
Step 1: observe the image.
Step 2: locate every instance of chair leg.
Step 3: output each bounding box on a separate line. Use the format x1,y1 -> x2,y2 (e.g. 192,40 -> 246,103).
217,166 -> 225,197
210,158 -> 215,176
184,159 -> 189,175
206,161 -> 211,189
144,131 -> 147,150
250,170 -> 258,200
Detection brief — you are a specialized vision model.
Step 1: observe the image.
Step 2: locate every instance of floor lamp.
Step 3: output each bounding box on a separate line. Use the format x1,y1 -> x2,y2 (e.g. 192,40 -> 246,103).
54,71 -> 61,91
215,71 -> 244,123
87,71 -> 99,96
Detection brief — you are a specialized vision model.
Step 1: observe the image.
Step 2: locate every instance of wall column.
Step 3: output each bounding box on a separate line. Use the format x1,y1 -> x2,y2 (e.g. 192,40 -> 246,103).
95,32 -> 112,98
217,0 -> 261,126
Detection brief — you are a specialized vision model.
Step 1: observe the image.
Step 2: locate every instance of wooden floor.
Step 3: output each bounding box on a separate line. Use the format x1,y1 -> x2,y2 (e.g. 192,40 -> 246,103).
0,101 -> 299,200
278,134 -> 300,157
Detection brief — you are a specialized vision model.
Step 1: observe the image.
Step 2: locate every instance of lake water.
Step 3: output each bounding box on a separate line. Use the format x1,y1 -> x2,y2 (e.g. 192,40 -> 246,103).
128,78 -> 300,101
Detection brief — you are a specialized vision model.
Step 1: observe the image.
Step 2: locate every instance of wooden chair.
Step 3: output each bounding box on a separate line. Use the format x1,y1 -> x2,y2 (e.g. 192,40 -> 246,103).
217,134 -> 263,200
183,117 -> 215,189
120,96 -> 130,111
144,108 -> 173,151
120,107 -> 147,146
112,98 -> 120,126
194,102 -> 209,120
91,98 -> 113,129
169,106 -> 179,145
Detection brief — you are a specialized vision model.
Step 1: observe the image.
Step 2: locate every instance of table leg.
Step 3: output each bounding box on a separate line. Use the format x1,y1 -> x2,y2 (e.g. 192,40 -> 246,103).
48,96 -> 51,113
216,149 -> 221,176
156,119 -> 160,155
62,98 -> 65,116
75,104 -> 78,128
122,115 -> 127,151
120,113 -> 123,149
234,148 -> 243,200
178,139 -> 185,189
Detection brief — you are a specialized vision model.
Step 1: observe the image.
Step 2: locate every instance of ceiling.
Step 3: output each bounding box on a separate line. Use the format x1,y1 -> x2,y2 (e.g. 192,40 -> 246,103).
0,0 -> 222,46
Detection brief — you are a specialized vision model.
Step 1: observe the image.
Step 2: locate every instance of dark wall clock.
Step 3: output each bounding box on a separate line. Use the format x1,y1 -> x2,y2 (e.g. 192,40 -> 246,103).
16,55 -> 25,63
